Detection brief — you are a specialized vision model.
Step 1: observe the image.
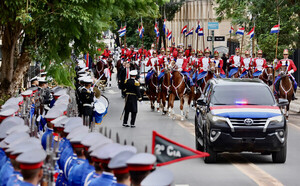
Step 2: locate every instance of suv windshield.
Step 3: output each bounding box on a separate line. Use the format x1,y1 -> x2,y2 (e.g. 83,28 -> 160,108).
210,85 -> 275,105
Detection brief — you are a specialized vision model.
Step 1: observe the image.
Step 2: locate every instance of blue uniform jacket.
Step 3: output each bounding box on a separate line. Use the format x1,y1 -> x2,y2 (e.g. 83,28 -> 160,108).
0,160 -> 14,186
88,172 -> 115,186
7,170 -> 23,186
68,159 -> 87,186
41,127 -> 53,150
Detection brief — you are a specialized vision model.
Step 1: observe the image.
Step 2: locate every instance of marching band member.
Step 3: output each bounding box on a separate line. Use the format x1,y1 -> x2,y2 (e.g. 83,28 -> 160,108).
252,49 -> 268,77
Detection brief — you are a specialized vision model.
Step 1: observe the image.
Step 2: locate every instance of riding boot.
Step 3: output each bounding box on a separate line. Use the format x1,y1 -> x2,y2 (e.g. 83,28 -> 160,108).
292,93 -> 297,100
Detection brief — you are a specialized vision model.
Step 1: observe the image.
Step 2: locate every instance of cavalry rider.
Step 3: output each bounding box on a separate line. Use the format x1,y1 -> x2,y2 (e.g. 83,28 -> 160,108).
101,45 -> 111,60
145,50 -> 159,86
185,44 -> 192,58
121,45 -> 128,59
211,51 -> 226,78
252,49 -> 267,77
188,49 -> 197,70
274,49 -> 298,100
228,48 -> 244,78
196,48 -> 211,84
240,50 -> 253,78
148,44 -> 156,57
138,44 -> 147,58
126,45 -> 137,61
157,48 -> 171,88
170,42 -> 176,53
192,50 -> 204,82
173,49 -> 195,91
173,45 -> 180,59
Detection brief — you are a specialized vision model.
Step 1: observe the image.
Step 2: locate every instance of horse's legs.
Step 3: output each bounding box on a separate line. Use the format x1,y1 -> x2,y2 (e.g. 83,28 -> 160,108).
161,93 -> 166,115
180,95 -> 185,121
168,93 -> 175,118
150,95 -> 155,111
156,92 -> 160,113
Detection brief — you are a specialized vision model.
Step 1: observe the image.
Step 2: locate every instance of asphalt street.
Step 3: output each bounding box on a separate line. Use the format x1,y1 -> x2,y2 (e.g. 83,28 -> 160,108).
97,74 -> 300,186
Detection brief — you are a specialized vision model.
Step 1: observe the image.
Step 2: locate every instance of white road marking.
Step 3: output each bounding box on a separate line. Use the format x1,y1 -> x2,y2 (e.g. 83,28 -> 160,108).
289,122 -> 300,130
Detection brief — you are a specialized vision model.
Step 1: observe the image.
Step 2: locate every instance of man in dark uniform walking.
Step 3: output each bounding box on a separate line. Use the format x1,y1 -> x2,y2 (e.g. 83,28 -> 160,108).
80,77 -> 94,127
122,70 -> 142,128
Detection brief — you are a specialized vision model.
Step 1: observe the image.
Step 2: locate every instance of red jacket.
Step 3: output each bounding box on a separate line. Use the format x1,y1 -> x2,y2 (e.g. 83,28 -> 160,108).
102,49 -> 111,59
146,57 -> 159,68
173,49 -> 178,59
253,58 -> 267,72
229,55 -> 244,68
275,59 -> 297,72
185,49 -> 191,58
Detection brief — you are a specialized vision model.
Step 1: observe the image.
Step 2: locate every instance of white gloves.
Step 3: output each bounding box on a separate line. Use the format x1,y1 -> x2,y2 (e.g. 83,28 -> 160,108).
288,69 -> 294,75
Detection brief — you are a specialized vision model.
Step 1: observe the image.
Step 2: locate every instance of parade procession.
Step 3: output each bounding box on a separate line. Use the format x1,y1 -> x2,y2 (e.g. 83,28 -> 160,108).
1,0 -> 300,186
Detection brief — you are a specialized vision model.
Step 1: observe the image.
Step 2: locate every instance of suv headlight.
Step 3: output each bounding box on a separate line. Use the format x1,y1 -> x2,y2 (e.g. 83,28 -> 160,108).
263,115 -> 284,132
212,115 -> 227,122
211,115 -> 234,132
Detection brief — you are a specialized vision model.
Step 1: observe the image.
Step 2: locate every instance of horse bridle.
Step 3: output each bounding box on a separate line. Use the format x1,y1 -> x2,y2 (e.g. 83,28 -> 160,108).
96,60 -> 105,76
260,68 -> 273,81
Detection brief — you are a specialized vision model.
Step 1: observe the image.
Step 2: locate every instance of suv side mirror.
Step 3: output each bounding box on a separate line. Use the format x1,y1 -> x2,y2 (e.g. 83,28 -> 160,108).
197,98 -> 207,106
277,98 -> 289,107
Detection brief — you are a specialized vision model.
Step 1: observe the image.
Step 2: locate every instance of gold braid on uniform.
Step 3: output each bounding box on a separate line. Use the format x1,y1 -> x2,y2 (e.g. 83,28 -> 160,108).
134,80 -> 140,86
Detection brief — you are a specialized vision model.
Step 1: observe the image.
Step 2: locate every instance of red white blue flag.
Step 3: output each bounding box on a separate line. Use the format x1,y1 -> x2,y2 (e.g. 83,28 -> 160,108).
118,26 -> 126,37
236,27 -> 245,35
181,25 -> 187,35
185,28 -> 193,37
270,25 -> 280,34
198,28 -> 204,36
229,26 -> 234,34
154,22 -> 159,37
167,31 -> 172,41
247,26 -> 255,39
163,19 -> 166,33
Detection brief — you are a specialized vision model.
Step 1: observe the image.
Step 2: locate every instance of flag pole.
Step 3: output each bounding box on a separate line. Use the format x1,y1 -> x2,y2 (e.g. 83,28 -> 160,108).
141,17 -> 144,47
275,19 -> 280,60
252,23 -> 255,58
124,22 -> 127,49
241,25 -> 245,56
196,21 -> 199,52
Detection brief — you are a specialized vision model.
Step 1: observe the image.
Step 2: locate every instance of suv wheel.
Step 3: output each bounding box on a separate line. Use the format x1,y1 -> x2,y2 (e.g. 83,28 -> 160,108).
195,116 -> 203,151
272,142 -> 287,163
203,129 -> 217,163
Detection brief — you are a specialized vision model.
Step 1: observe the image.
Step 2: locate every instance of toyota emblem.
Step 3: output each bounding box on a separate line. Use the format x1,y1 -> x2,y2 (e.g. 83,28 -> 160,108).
244,118 -> 253,125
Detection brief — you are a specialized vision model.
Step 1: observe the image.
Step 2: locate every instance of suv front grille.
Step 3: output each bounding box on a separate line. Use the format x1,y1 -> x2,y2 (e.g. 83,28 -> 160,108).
229,118 -> 267,127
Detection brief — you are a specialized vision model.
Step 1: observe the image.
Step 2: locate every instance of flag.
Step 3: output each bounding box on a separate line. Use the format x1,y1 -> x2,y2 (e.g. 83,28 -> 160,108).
181,25 -> 187,34
198,28 -> 204,36
185,28 -> 193,37
167,31 -> 172,41
270,24 -> 280,34
152,131 -> 209,166
163,19 -> 166,33
247,26 -> 255,39
229,26 -> 234,34
118,26 -> 126,37
166,29 -> 169,36
236,27 -> 245,35
195,22 -> 201,34
154,22 -> 159,37
138,25 -> 144,39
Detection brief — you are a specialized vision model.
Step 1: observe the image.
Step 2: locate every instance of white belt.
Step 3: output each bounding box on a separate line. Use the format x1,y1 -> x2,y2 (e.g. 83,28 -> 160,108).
83,103 -> 93,107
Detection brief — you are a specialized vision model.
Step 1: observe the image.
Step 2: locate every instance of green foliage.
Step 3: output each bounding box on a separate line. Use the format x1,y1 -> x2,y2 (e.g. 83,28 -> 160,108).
1,0 -> 161,87
215,0 -> 300,59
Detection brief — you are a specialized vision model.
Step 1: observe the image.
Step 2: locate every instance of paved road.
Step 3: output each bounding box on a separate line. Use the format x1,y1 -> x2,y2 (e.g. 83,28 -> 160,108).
97,76 -> 300,186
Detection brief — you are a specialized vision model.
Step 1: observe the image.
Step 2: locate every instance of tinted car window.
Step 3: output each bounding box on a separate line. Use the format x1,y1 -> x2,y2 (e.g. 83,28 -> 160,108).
210,85 -> 275,105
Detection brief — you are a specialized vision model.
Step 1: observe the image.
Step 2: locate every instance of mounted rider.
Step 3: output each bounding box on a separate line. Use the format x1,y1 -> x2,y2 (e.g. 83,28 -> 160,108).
171,49 -> 195,92
211,51 -> 226,78
157,48 -> 171,89
274,49 -> 298,100
145,50 -> 159,86
252,50 -> 267,77
192,50 -> 204,82
148,44 -> 156,57
121,45 -> 128,59
185,44 -> 192,58
188,49 -> 197,71
101,45 -> 111,60
240,50 -> 253,78
196,48 -> 211,84
228,48 -> 244,78
170,42 -> 176,53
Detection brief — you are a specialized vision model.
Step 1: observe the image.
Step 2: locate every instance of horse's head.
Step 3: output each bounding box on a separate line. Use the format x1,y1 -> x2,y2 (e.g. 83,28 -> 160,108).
209,61 -> 215,72
279,62 -> 288,77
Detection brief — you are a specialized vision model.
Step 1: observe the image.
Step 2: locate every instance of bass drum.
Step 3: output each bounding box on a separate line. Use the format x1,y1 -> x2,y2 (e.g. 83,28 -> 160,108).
98,95 -> 109,109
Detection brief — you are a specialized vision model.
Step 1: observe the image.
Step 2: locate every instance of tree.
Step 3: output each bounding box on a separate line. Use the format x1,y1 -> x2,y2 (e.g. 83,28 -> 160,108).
0,0 -> 160,97
215,0 -> 300,61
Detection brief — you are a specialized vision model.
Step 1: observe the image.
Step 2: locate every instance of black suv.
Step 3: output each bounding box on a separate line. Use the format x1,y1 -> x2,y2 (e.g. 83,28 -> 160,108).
195,79 -> 288,163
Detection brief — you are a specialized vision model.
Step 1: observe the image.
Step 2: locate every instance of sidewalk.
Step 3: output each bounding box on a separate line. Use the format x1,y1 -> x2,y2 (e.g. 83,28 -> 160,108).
289,88 -> 300,113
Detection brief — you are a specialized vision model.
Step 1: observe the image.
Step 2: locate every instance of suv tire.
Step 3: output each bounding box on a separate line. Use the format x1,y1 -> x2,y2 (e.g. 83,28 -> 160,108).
272,142 -> 287,163
195,116 -> 203,151
203,129 -> 217,163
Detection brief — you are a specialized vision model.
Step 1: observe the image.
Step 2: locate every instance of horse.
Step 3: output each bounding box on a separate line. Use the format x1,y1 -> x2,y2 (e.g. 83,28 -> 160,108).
146,70 -> 159,111
259,65 -> 273,86
106,57 -> 114,75
94,60 -> 108,90
275,65 -> 294,119
194,63 -> 215,105
158,68 -> 171,115
115,59 -> 122,79
168,66 -> 194,121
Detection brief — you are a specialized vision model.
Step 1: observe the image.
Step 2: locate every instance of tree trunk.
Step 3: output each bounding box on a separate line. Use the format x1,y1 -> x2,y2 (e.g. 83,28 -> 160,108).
0,23 -> 23,96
